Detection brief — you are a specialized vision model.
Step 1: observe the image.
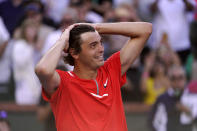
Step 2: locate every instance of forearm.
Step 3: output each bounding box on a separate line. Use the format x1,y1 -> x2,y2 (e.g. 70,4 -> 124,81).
35,40 -> 65,76
95,22 -> 152,37
95,22 -> 152,75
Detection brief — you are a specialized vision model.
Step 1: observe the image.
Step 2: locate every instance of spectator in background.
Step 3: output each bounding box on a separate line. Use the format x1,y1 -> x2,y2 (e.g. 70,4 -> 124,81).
70,0 -> 104,23
0,16 -> 13,101
0,0 -> 24,35
113,0 -> 138,7
155,33 -> 181,71
12,19 -> 41,105
141,51 -> 169,105
141,31 -> 181,105
180,81 -> 197,131
186,20 -> 197,81
14,1 -> 54,62
91,0 -> 113,18
0,111 -> 10,131
41,0 -> 70,24
149,65 -> 192,131
137,0 -> 154,22
149,0 -> 195,64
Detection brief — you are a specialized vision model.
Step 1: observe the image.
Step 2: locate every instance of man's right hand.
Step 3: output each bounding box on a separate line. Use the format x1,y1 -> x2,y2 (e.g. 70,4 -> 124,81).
60,25 -> 75,53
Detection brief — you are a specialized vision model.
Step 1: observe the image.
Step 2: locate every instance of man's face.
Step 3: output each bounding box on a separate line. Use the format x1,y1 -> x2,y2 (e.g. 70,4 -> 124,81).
169,69 -> 186,90
76,31 -> 104,69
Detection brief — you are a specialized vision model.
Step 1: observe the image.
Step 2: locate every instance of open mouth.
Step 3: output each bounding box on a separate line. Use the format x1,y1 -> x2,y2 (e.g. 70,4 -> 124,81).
95,55 -> 104,61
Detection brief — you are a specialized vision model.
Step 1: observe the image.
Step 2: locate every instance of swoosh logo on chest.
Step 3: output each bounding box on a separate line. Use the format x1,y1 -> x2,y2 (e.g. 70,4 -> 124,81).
90,93 -> 108,98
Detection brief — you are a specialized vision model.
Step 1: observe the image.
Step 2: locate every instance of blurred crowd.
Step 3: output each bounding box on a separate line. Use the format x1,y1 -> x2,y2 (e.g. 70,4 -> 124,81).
0,0 -> 197,131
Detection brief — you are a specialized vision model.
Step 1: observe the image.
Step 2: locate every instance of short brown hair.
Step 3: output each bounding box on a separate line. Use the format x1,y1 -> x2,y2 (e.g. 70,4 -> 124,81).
64,24 -> 95,66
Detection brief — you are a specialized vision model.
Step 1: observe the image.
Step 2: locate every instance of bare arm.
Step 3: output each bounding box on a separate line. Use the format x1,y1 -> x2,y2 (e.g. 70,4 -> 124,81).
95,22 -> 152,75
35,26 -> 73,96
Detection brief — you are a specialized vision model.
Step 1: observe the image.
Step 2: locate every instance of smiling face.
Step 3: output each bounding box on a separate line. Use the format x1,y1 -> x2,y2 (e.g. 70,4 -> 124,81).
75,31 -> 104,70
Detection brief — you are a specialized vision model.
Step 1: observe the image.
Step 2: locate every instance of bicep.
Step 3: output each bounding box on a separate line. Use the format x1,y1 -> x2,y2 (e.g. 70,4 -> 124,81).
39,71 -> 60,96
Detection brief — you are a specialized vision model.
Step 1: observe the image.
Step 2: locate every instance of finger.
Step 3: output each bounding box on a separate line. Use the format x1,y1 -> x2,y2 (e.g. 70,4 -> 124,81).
67,24 -> 75,30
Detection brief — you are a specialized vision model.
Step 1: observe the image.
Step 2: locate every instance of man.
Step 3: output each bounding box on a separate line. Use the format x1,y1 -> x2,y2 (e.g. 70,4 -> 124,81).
35,22 -> 152,130
149,65 -> 192,131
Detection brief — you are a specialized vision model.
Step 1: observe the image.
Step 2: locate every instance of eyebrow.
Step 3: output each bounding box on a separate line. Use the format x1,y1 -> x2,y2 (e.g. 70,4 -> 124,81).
88,37 -> 102,45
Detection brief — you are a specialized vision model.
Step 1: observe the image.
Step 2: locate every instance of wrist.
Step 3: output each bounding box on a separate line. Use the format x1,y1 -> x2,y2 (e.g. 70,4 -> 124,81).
56,39 -> 68,50
94,23 -> 100,32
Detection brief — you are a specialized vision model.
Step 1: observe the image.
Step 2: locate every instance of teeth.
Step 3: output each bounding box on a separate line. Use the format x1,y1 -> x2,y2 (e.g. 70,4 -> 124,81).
95,56 -> 103,60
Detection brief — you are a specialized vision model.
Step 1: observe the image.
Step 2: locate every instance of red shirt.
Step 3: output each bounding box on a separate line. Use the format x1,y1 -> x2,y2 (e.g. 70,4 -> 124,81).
42,52 -> 127,131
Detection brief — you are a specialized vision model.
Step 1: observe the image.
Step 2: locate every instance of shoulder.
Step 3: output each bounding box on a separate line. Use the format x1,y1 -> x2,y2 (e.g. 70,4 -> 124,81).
56,70 -> 73,81
104,52 -> 120,67
156,92 -> 171,103
56,70 -> 69,77
99,52 -> 121,74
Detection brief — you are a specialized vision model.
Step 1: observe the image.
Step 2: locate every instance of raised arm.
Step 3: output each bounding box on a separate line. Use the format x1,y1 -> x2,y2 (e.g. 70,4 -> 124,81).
95,22 -> 152,75
35,25 -> 73,96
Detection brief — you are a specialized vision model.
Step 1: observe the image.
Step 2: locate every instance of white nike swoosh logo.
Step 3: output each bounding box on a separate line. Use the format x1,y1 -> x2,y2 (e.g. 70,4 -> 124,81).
90,93 -> 108,98
104,78 -> 108,88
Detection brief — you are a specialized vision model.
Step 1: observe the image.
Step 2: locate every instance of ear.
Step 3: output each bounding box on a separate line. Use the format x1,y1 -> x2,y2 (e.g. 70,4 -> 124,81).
69,48 -> 79,60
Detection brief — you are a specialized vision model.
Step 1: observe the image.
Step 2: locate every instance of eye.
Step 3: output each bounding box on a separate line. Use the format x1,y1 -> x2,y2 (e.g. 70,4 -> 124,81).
90,43 -> 96,49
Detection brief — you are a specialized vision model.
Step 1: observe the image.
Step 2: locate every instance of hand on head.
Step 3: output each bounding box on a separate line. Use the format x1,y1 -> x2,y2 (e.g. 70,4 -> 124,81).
61,23 -> 96,53
60,24 -> 75,53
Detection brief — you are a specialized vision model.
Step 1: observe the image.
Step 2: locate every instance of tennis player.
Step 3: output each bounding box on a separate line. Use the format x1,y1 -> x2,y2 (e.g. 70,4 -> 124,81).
35,22 -> 152,131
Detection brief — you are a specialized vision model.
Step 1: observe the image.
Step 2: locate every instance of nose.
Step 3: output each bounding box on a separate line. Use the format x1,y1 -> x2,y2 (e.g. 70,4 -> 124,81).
98,43 -> 104,53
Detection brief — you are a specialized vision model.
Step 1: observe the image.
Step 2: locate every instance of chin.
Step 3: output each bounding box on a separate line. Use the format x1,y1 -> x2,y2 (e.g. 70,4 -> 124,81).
100,61 -> 104,66
96,61 -> 104,68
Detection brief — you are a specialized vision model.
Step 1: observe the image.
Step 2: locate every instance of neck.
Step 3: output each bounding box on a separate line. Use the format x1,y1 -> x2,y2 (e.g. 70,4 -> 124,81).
73,64 -> 98,80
